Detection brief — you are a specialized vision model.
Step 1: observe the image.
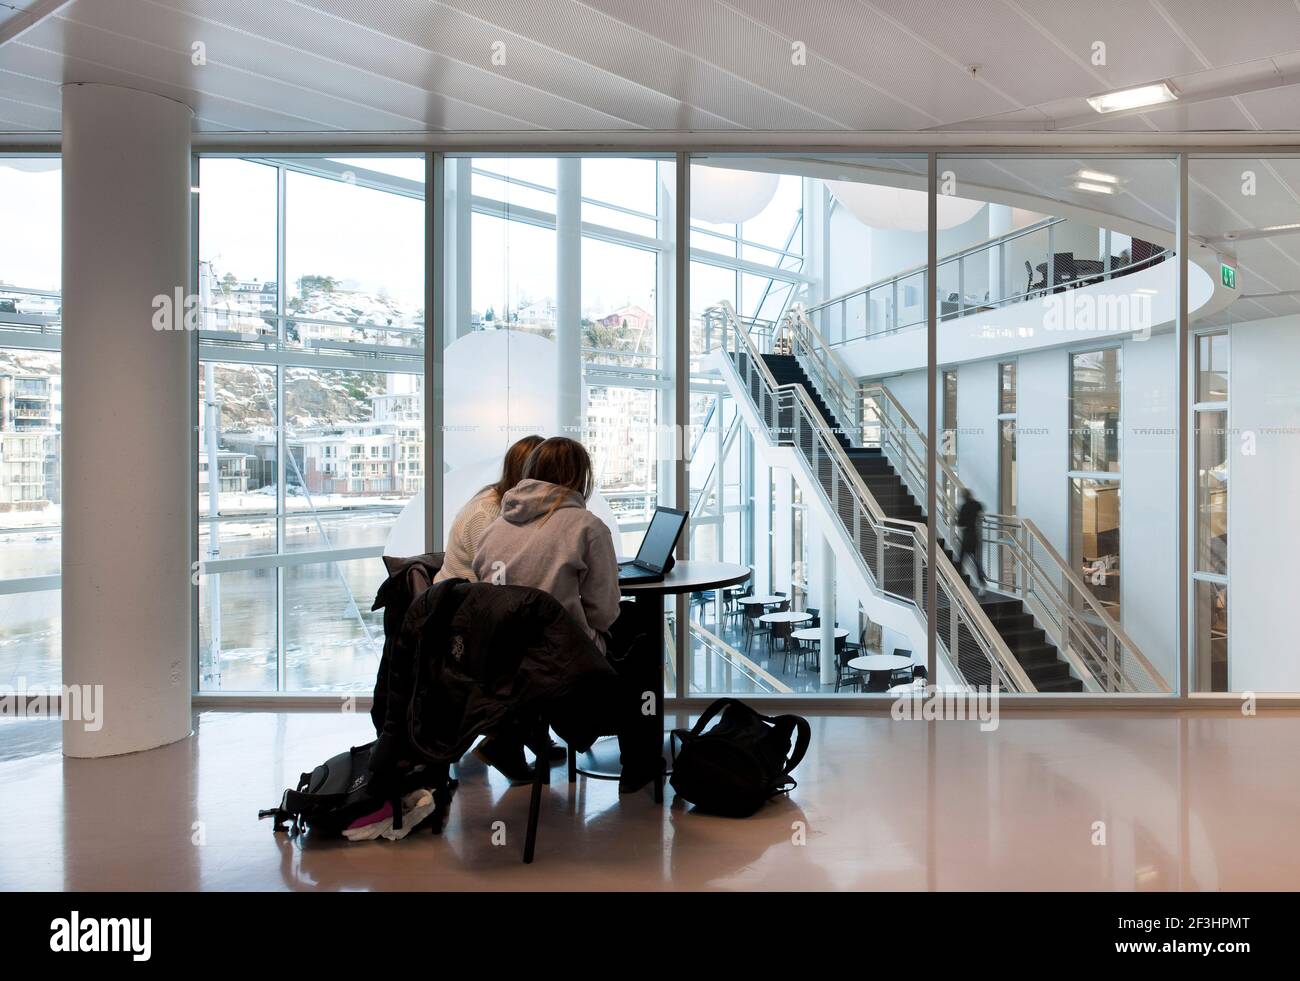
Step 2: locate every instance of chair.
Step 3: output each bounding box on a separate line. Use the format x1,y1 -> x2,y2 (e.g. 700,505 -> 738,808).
1024,260 -> 1047,298
1050,252 -> 1076,289
806,607 -> 820,629
742,603 -> 770,654
768,609 -> 793,652
689,589 -> 711,623
889,649 -> 915,688
834,636 -> 860,692
724,584 -> 750,623
1130,238 -> 1160,267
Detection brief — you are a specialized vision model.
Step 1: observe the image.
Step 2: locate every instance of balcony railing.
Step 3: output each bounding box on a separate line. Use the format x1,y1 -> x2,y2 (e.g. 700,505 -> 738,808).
805,216 -> 1172,346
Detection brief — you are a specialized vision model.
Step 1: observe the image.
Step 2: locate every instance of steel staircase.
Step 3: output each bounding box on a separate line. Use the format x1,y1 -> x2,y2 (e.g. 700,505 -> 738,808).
707,301 -> 1171,694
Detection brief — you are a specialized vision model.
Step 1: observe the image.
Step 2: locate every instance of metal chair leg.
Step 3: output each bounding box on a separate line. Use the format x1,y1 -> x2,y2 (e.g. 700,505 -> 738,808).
523,720 -> 546,864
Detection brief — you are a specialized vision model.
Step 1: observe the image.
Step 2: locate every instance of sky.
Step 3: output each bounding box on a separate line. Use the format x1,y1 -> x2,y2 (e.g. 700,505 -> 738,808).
0,159 -> 61,292
2,155 -> 807,323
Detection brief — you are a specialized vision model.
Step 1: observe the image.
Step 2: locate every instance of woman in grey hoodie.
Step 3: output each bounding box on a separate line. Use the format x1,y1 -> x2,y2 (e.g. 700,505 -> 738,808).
474,438 -> 621,652
472,437 -> 661,793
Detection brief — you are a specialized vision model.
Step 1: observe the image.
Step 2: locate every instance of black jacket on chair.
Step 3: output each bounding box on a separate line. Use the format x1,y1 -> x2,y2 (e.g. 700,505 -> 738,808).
369,577 -> 623,775
370,552 -> 446,734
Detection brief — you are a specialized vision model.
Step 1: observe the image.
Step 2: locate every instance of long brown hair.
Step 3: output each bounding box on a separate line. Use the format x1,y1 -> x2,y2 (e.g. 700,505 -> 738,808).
487,434 -> 544,501
521,436 -> 594,520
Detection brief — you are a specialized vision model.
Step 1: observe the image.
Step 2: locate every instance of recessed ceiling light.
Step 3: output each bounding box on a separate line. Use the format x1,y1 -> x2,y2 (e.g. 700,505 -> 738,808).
1073,181 -> 1115,195
1087,82 -> 1177,114
1076,169 -> 1119,184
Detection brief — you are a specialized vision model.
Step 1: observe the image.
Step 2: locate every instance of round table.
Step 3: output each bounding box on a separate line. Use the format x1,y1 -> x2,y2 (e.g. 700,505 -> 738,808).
758,611 -> 811,625
573,560 -> 751,794
791,627 -> 848,642
737,595 -> 786,607
848,654 -> 914,673
888,680 -> 926,693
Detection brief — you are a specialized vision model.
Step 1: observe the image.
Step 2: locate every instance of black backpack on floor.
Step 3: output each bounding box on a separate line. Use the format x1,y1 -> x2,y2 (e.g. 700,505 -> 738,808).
669,698 -> 810,817
259,741 -> 456,837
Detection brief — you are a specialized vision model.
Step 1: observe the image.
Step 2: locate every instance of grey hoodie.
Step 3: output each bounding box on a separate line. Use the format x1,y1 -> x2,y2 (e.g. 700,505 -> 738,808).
472,478 -> 622,652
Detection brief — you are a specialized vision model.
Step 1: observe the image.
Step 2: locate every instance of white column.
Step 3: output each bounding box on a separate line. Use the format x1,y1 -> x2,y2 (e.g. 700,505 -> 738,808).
61,83 -> 194,758
818,530 -> 837,687
555,158 -> 582,435
445,157 -> 473,339
988,204 -> 1012,302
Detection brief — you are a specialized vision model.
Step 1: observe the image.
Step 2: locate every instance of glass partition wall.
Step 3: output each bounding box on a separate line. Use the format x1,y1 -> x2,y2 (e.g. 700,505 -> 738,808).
1187,155 -> 1300,694
164,146 -> 1285,703
935,155 -> 1178,697
196,155 -> 426,692
0,155 -> 62,691
438,154 -> 678,685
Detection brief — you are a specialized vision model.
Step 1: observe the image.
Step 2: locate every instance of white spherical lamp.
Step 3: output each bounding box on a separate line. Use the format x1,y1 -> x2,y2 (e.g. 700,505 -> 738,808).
660,163 -> 780,225
442,329 -> 559,470
827,181 -> 985,232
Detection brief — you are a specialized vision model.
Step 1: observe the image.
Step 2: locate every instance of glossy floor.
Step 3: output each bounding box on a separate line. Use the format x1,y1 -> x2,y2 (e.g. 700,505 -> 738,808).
2,708 -> 1298,890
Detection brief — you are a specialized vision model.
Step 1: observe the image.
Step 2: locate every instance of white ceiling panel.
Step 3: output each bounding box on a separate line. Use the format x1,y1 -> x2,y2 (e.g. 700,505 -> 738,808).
2,0 -> 1300,137
1019,0 -> 1206,86
866,0 -> 1105,105
1156,0 -> 1300,67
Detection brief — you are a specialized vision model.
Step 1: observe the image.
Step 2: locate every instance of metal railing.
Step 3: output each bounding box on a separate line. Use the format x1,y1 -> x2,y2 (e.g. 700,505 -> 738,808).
983,514 -> 1168,693
777,307 -> 1169,694
690,621 -> 790,694
804,216 -> 1173,345
708,301 -> 1033,693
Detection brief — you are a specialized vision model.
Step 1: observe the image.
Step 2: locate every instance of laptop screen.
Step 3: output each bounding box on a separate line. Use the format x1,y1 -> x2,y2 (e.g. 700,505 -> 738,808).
634,507 -> 687,573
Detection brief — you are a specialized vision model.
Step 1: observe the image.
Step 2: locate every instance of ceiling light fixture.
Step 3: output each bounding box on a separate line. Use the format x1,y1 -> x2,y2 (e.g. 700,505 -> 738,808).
1073,181 -> 1115,195
1076,169 -> 1119,184
1086,81 -> 1178,114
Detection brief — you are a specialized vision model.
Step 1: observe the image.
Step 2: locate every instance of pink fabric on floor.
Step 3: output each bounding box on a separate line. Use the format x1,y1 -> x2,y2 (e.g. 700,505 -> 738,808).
346,801 -> 393,830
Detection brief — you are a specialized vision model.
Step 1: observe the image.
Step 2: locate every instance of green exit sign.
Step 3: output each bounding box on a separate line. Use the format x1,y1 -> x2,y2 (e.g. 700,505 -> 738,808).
1221,264 -> 1237,289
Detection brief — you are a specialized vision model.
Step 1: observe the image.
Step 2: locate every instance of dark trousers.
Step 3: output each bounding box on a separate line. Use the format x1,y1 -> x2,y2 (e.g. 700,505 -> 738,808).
603,600 -> 664,769
957,534 -> 988,589
486,602 -> 659,769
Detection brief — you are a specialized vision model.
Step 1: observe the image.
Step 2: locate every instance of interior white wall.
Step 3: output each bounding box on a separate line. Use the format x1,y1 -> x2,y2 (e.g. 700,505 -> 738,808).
1120,333 -> 1178,684
881,368 -> 929,430
1005,346 -> 1068,553
955,358 -> 999,507
1227,314 -> 1300,691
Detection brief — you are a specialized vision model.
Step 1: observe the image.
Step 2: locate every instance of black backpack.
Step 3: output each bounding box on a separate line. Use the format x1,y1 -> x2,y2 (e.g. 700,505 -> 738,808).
669,698 -> 810,817
259,741 -> 456,837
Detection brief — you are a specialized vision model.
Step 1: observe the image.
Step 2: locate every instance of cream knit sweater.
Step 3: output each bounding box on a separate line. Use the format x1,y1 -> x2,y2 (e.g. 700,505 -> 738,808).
433,487 -> 501,583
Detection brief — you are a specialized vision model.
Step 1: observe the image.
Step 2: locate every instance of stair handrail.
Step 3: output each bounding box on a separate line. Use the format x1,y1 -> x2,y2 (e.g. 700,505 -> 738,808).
990,514 -> 1170,693
785,305 -> 966,535
712,302 -> 1034,693
779,305 -> 1171,694
780,303 -> 863,444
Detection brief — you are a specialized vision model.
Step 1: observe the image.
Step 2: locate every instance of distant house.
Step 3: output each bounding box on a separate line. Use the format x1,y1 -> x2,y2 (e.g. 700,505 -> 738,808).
597,304 -> 653,334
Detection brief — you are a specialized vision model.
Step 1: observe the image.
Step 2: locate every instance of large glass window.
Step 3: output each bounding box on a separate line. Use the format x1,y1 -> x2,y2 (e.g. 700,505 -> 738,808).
441,154 -> 672,559
1069,349 -> 1122,618
687,153 -> 927,696
1069,348 -> 1122,475
1187,154 -> 1300,693
1192,329 -> 1229,690
0,155 -> 62,689
196,155 -> 425,692
936,154 -> 1176,695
